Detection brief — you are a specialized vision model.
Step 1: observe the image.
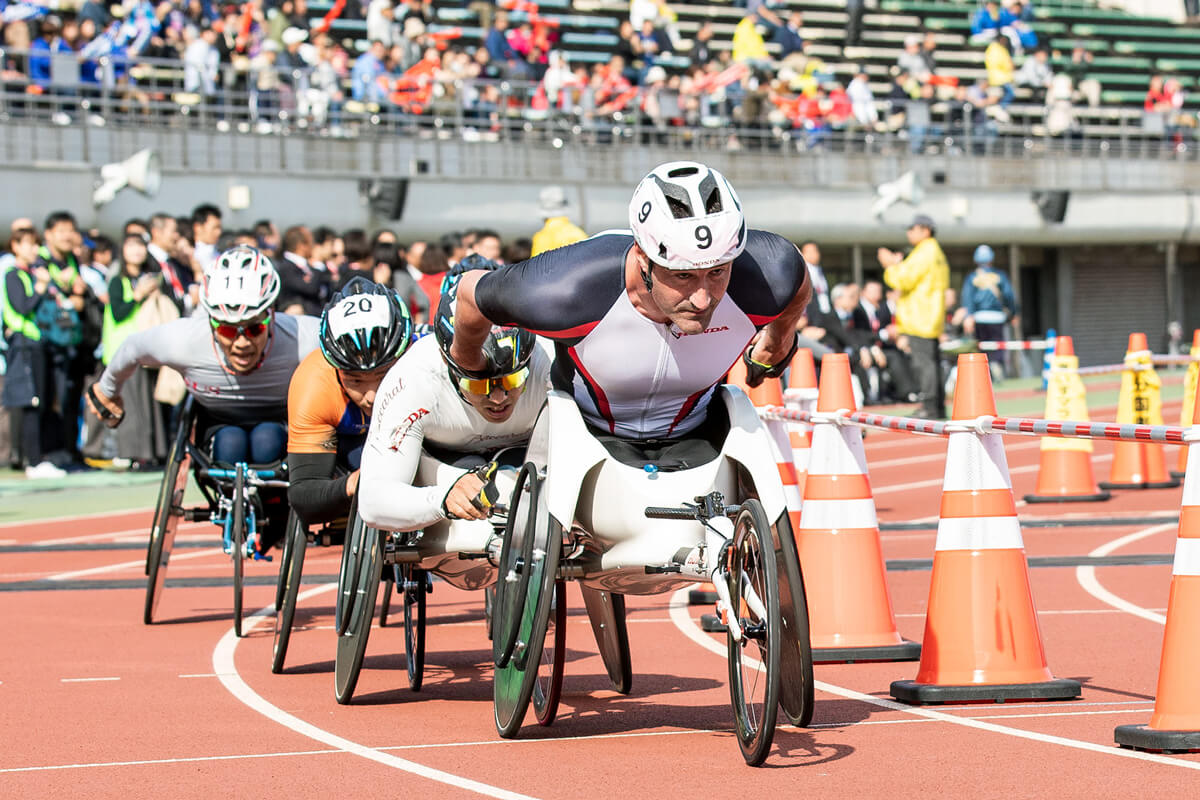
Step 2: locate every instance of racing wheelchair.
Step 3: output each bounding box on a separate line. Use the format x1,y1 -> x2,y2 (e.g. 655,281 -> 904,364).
144,397 -> 289,637
332,459 -> 523,704
490,387 -> 815,766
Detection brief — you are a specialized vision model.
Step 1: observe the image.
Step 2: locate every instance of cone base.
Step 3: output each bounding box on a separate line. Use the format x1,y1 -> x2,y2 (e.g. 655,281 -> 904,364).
889,677 -> 1081,705
700,613 -> 726,633
1023,490 -> 1112,503
1098,479 -> 1181,490
814,639 -> 921,664
1170,470 -> 1186,479
1114,724 -> 1200,753
688,589 -> 717,605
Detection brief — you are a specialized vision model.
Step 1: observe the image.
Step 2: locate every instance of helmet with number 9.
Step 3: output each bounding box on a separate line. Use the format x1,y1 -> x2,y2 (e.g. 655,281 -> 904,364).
627,161 -> 747,270
201,245 -> 281,323
319,276 -> 413,372
434,254 -> 535,384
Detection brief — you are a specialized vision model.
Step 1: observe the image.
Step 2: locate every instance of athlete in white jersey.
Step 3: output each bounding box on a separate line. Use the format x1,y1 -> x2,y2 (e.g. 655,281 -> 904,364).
358,256 -> 549,532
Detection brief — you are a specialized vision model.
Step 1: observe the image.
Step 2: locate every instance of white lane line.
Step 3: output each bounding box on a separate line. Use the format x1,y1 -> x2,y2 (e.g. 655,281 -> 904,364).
1076,524 -> 1176,626
34,523 -> 208,547
894,608 -> 1168,619
46,548 -> 224,581
869,438 -> 1039,469
667,588 -> 1200,770
213,585 -> 541,800
179,673 -> 221,678
0,748 -> 344,774
872,453 -> 1114,495
378,728 -> 721,750
60,677 -> 121,683
0,507 -> 155,531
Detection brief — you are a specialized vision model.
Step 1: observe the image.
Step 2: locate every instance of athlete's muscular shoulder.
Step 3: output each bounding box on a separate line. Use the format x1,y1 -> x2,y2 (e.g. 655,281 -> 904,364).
474,232 -> 630,338
728,230 -> 808,322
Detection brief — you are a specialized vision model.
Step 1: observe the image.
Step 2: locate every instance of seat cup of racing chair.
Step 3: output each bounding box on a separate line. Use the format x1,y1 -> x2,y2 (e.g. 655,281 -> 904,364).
527,386 -> 789,595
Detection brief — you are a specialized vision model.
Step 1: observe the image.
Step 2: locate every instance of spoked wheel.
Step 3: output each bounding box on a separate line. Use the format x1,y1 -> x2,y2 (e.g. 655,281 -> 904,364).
335,499 -> 365,636
334,528 -> 383,704
582,587 -> 632,695
231,464 -> 246,638
271,512 -> 308,673
773,514 -> 815,727
726,499 -> 782,767
493,463 -> 563,738
532,580 -> 567,726
402,566 -> 428,691
144,436 -> 190,625
492,463 -> 538,670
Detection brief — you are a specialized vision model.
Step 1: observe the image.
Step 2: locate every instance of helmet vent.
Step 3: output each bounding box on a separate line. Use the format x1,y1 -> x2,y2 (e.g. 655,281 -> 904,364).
652,175 -> 695,219
666,166 -> 699,178
698,172 -> 722,214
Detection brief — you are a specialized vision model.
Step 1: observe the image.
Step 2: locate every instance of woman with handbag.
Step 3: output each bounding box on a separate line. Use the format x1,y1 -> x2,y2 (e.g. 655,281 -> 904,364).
1,228 -> 66,479
100,233 -> 165,467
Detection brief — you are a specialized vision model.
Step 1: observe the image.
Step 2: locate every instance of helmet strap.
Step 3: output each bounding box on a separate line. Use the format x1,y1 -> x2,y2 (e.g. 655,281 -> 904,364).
641,263 -> 654,292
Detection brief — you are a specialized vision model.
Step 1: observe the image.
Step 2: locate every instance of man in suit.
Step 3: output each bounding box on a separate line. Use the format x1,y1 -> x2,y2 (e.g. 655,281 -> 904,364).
276,225 -> 331,316
147,212 -> 197,315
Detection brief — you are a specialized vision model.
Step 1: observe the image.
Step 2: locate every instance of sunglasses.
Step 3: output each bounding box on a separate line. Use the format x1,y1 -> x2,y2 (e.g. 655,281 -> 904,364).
211,313 -> 271,340
457,367 -> 529,396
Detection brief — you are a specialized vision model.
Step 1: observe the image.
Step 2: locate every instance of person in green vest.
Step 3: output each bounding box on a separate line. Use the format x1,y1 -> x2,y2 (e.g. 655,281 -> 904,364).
33,211 -> 89,464
101,233 -> 163,466
2,228 -> 66,479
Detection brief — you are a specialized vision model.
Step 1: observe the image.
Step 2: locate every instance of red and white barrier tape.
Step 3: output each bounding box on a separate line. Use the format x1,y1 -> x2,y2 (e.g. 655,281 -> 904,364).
978,340 -> 1055,351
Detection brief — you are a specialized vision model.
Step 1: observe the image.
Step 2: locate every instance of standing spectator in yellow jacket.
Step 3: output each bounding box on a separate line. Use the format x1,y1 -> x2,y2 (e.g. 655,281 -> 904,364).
878,214 -> 949,419
985,37 -> 1015,111
531,186 -> 586,257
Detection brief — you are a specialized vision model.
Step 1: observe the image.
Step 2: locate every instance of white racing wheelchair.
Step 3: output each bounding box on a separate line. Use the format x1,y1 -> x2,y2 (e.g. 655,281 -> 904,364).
492,386 -> 815,766
332,456 -> 523,704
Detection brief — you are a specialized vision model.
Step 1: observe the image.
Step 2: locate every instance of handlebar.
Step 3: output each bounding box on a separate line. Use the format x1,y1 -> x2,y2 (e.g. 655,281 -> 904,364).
644,492 -> 740,522
644,507 -> 700,520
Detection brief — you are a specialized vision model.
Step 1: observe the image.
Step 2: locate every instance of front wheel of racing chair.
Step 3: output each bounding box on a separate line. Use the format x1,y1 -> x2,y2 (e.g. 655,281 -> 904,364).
532,579 -> 567,726
272,510 -> 308,673
335,511 -> 383,704
493,462 -> 564,738
401,565 -> 429,691
231,464 -> 247,638
144,398 -> 196,625
726,498 -> 782,767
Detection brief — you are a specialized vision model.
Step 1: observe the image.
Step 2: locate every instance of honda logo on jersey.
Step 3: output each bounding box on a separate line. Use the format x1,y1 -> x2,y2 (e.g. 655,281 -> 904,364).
669,324 -> 731,339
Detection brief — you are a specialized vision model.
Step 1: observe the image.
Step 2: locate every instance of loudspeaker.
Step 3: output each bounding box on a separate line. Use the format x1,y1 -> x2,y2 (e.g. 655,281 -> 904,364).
363,178 -> 409,220
92,148 -> 162,207
1033,190 -> 1069,223
872,170 -> 924,218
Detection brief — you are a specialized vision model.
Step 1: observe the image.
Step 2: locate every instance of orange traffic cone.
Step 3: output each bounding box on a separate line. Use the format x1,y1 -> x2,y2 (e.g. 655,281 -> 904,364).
785,349 -> 819,499
891,353 -> 1080,703
797,352 -> 920,663
1171,329 -> 1200,479
747,376 -> 804,533
1115,378 -> 1200,752
1025,336 -> 1111,503
1100,333 -> 1180,490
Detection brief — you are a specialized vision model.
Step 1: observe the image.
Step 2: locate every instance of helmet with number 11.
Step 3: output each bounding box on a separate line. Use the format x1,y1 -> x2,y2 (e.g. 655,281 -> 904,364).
627,161 -> 747,270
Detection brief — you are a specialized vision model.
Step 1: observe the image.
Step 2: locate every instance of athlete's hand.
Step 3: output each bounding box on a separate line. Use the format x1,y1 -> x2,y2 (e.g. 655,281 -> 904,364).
345,469 -> 360,497
443,472 -> 490,521
85,383 -> 125,428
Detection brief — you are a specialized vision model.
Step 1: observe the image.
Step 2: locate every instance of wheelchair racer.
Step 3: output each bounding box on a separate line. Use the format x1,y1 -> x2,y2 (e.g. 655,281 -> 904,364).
87,245 -> 320,549
447,161 -> 811,465
286,277 -> 413,527
357,255 -> 551,532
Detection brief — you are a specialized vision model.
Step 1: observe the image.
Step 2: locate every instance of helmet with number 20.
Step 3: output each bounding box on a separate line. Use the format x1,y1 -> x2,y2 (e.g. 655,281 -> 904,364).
319,277 -> 413,372
628,161 -> 747,270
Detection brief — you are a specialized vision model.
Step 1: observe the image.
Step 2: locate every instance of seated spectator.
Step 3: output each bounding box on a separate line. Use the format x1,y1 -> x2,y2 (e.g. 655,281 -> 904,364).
690,21 -> 715,66
1014,47 -> 1053,104
636,18 -> 671,66
351,40 -> 388,103
860,278 -> 917,403
885,69 -> 914,130
485,11 -> 532,80
906,82 -> 937,154
1005,0 -> 1038,52
732,13 -> 771,68
971,0 -> 1020,53
897,34 -> 930,85
774,11 -> 805,60
920,31 -> 939,80
985,37 -> 1015,111
1062,43 -> 1100,107
366,0 -> 397,46
847,71 -> 879,129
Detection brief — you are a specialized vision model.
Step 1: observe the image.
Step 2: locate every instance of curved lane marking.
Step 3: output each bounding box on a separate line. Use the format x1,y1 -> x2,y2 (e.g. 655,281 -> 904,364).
213,584 -> 541,800
1075,523 -> 1174,625
666,587 -> 1200,770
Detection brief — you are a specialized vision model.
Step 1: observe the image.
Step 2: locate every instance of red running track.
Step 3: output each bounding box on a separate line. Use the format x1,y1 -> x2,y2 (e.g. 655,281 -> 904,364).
2,418 -> 1199,798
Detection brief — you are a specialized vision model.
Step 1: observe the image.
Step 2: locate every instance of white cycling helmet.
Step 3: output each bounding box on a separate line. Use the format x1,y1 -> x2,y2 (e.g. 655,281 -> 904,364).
628,161 -> 747,270
200,245 -> 281,323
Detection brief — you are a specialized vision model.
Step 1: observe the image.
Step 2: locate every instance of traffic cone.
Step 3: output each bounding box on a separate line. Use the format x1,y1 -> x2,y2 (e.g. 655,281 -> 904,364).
1024,336 -> 1111,503
785,348 -> 819,499
891,353 -> 1081,703
1115,382 -> 1200,752
797,352 -> 920,663
1171,330 -> 1200,479
1100,333 -> 1180,490
747,376 -> 803,534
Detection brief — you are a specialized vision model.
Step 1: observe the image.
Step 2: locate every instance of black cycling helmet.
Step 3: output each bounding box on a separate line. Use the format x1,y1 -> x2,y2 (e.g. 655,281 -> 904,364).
435,255 -> 536,386
319,277 -> 413,372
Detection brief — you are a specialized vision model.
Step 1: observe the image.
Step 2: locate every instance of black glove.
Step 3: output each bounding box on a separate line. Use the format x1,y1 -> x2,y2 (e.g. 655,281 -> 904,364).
741,333 -> 800,388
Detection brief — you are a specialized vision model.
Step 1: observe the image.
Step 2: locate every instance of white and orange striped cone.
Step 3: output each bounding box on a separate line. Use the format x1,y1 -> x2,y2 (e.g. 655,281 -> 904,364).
1024,336 -> 1111,503
1115,380 -> 1200,752
1100,332 -> 1180,490
797,352 -> 920,663
1171,329 -> 1200,479
891,353 -> 1081,703
785,348 -> 819,499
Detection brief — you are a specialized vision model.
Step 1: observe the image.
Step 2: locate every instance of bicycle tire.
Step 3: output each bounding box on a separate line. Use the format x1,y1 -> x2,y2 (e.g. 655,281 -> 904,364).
335,498 -> 364,636
271,511 -> 307,674
532,580 -> 567,726
232,464 -> 246,638
144,441 -> 189,625
493,462 -> 538,669
334,528 -> 382,704
726,498 -> 781,767
773,513 -> 815,727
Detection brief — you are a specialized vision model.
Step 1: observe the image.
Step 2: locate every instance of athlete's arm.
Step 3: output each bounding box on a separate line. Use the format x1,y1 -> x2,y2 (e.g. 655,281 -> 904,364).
287,452 -> 352,525
95,317 -> 194,400
285,353 -> 355,524
446,270 -> 491,375
749,277 -> 812,367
